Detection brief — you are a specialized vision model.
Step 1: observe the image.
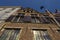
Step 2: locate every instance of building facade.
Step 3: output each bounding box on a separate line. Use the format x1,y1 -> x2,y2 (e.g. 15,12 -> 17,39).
0,6 -> 60,40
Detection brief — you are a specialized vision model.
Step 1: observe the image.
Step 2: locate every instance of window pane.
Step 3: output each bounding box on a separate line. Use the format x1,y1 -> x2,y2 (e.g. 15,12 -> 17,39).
23,16 -> 31,23
13,16 -> 19,22
19,17 -> 24,23
5,15 -> 15,22
57,30 -> 60,33
41,31 -> 51,40
0,29 -> 20,40
40,17 -> 46,23
18,13 -> 25,17
33,30 -> 51,40
31,14 -> 37,17
17,13 -> 25,23
31,17 -> 36,23
44,17 -> 53,23
40,16 -> 54,24
33,31 -> 42,40
55,17 -> 60,23
35,17 -> 40,23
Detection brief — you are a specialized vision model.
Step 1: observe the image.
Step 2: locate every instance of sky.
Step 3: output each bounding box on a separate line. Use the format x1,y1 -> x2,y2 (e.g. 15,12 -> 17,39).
0,0 -> 60,12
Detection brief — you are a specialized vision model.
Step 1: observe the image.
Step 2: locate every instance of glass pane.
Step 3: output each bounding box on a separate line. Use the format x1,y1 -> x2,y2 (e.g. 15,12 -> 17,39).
40,17 -> 46,23
18,13 -> 25,17
0,29 -> 20,40
35,18 -> 40,23
55,17 -> 60,23
19,17 -> 24,23
33,30 -> 51,40
41,31 -> 51,40
5,15 -> 15,22
33,31 -> 42,40
31,17 -> 36,23
13,16 -> 19,22
45,17 -> 53,23
23,16 -> 31,23
41,17 -> 54,24
57,30 -> 60,33
31,14 -> 37,17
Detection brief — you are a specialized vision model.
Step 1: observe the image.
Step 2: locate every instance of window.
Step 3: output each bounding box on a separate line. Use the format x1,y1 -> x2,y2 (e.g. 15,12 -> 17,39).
31,14 -> 37,17
40,16 -> 55,24
5,15 -> 15,22
35,17 -> 40,23
33,29 -> 51,40
57,30 -> 60,33
31,14 -> 40,23
18,13 -> 25,23
12,16 -> 19,22
0,28 -> 20,40
55,17 -> 60,23
11,13 -> 25,22
18,13 -> 25,17
39,17 -> 45,23
23,16 -> 31,23
44,17 -> 54,23
58,30 -> 60,33
31,17 -> 40,23
31,17 -> 36,23
18,16 -> 24,23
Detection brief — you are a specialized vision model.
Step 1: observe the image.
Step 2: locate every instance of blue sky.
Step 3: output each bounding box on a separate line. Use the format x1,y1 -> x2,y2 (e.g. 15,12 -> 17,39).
0,0 -> 60,12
